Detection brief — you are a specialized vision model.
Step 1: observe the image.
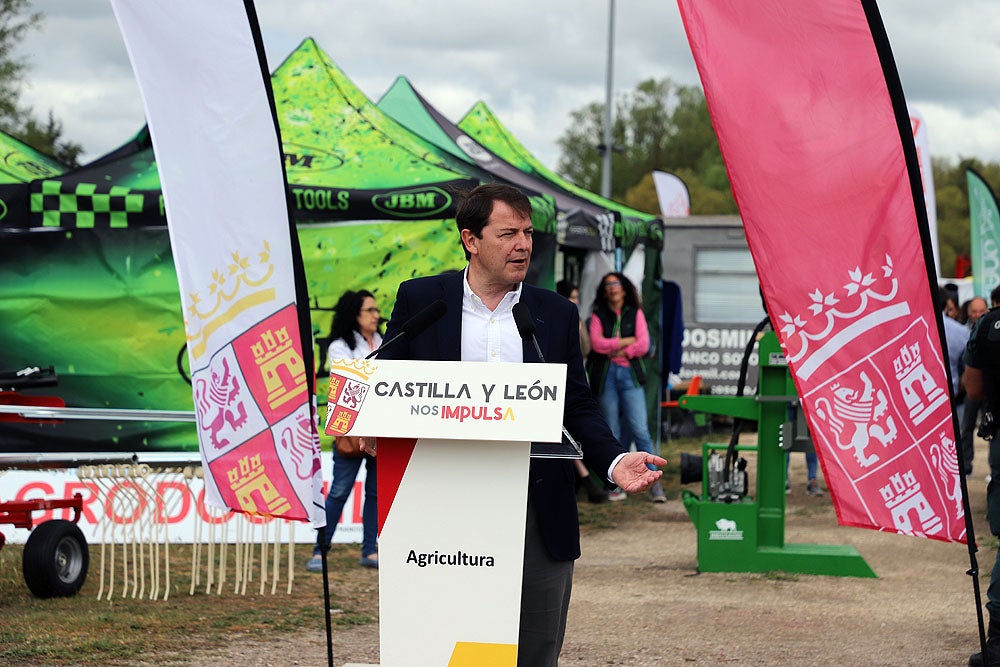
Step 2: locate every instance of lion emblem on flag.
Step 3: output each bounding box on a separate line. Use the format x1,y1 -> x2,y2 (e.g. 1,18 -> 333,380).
813,370 -> 897,467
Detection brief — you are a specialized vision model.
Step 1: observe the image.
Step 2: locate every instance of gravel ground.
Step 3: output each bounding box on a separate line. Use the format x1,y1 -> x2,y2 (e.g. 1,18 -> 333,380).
181,450 -> 993,666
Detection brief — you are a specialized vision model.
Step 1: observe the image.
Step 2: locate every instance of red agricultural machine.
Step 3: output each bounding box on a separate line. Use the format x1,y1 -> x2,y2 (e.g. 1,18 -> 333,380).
0,366 -> 89,598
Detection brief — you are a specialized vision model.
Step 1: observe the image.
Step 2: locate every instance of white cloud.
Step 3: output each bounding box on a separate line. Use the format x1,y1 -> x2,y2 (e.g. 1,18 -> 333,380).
13,0 -> 1000,170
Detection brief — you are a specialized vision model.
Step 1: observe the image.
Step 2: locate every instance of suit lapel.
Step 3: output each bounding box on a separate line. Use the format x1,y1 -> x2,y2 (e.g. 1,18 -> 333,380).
438,272 -> 465,362
519,287 -> 547,364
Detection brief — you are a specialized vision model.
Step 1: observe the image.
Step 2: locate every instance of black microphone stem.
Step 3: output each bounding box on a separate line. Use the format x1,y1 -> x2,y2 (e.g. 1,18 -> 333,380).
529,337 -> 545,363
511,301 -> 581,456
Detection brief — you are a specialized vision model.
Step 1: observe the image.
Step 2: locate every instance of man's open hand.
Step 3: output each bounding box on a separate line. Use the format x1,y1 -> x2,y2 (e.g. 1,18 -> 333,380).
611,452 -> 668,493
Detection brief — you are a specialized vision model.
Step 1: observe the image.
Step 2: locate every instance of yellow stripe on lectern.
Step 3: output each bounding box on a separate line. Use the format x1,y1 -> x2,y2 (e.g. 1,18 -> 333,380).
448,641 -> 517,666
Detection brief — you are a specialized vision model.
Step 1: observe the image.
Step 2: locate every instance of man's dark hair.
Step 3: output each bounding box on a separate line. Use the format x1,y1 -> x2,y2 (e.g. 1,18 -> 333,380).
555,279 -> 577,300
938,287 -> 953,313
455,183 -> 532,259
991,284 -> 1000,307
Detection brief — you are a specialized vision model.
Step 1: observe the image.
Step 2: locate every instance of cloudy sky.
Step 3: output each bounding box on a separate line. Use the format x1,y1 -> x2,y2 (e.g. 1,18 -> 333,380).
15,0 -> 1000,168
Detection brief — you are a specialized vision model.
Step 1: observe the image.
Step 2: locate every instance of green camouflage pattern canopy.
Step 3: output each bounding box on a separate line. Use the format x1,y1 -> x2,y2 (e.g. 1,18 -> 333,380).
0,38 -> 562,453
0,129 -> 68,227
377,77 -> 624,252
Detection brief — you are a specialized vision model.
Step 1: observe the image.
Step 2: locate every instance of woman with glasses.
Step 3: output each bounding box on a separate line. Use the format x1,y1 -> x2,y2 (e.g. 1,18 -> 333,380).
587,273 -> 665,502
307,289 -> 382,572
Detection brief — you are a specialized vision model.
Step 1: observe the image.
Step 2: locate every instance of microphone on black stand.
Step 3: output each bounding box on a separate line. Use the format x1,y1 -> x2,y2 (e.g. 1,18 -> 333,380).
512,302 -> 545,361
366,299 -> 447,360
512,301 -> 582,457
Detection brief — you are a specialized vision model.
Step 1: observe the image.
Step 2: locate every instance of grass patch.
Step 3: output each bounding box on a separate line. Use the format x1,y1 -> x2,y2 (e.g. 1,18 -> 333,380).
0,541 -> 377,666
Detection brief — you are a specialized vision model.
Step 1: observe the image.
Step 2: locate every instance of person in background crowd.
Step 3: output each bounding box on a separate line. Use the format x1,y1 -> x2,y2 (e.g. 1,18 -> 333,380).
307,289 -> 381,572
944,290 -> 963,322
784,406 -> 824,496
587,272 -> 666,503
940,287 -> 970,397
962,292 -> 1000,666
964,297 -> 989,328
556,279 -> 607,503
961,295 -> 992,476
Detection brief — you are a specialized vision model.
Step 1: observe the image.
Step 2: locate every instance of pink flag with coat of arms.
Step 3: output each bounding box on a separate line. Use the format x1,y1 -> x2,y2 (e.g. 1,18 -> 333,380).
676,0 -> 964,542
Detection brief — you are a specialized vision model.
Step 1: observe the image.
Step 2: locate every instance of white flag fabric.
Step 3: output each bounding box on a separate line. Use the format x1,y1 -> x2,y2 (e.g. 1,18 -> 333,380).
908,107 -> 940,277
652,170 -> 691,217
111,0 -> 324,525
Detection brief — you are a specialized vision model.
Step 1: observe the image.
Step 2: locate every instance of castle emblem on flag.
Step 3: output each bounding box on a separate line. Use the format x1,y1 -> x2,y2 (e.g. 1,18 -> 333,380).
879,469 -> 942,537
892,341 -> 948,424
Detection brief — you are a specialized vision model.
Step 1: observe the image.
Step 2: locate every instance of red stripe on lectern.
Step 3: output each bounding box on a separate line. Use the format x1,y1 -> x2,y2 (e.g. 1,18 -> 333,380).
376,437 -> 418,534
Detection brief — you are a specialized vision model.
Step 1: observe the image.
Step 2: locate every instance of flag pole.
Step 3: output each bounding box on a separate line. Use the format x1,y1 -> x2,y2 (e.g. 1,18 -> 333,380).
861,0 -> 987,655
241,2 -> 334,665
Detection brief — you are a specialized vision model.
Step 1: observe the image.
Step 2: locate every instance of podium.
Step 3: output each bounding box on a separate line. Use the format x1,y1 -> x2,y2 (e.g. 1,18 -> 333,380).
325,358 -> 567,667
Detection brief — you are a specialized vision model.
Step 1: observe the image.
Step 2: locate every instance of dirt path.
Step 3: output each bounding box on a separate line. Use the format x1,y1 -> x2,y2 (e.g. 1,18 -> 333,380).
188,451 -> 992,666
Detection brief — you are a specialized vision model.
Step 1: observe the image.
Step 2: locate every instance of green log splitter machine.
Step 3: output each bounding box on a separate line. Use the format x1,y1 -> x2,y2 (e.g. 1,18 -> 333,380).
678,330 -> 876,578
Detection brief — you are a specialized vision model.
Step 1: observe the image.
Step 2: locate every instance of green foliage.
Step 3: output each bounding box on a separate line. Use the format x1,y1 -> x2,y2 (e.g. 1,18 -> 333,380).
935,157 -> 1000,278
0,0 -> 40,121
12,110 -> 83,166
556,101 -> 605,194
0,1 -> 81,167
556,78 -> 735,215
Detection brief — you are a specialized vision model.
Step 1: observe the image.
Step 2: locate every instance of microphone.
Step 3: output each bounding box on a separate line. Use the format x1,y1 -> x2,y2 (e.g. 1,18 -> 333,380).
512,301 -> 545,362
512,301 -> 582,456
366,299 -> 447,359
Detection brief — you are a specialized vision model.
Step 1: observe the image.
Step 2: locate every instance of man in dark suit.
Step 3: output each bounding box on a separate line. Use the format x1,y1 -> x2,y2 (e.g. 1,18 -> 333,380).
376,183 -> 666,666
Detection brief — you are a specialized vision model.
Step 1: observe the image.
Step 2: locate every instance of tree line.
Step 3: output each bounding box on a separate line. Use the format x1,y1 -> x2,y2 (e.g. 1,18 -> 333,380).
0,0 -> 82,166
556,77 -> 999,279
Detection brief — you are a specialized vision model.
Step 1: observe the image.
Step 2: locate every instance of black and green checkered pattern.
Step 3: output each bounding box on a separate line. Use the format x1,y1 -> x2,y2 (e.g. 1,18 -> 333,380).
31,180 -> 148,228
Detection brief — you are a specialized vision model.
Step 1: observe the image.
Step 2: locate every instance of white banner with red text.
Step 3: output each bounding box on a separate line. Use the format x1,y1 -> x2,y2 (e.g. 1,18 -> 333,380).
0,452 -> 353,545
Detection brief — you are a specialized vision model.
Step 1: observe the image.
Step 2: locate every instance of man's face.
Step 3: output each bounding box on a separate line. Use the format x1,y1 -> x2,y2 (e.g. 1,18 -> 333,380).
463,200 -> 533,287
969,298 -> 989,323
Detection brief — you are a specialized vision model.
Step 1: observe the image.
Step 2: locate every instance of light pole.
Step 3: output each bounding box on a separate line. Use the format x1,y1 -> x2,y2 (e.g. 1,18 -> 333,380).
600,0 -> 615,200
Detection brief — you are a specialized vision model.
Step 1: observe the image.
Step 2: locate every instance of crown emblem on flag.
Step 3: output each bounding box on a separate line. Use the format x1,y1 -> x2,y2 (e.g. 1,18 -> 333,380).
184,242 -> 277,360
776,254 -> 911,380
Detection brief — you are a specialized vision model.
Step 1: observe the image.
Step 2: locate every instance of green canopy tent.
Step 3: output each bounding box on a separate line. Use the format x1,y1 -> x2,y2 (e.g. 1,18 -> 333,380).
0,129 -> 68,227
0,131 -> 68,183
0,37 -> 558,454
378,77 -> 623,254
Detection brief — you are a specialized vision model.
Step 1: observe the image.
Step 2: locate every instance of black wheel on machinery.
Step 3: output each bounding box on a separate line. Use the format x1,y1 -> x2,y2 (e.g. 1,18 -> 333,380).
22,519 -> 89,598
